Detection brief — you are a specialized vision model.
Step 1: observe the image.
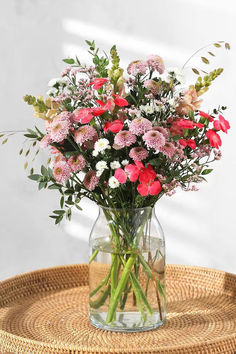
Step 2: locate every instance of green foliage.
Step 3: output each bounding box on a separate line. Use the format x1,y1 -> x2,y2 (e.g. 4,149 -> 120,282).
85,39 -> 109,77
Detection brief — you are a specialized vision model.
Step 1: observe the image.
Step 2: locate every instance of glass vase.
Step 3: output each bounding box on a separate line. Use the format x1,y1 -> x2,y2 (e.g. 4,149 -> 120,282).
89,206 -> 166,332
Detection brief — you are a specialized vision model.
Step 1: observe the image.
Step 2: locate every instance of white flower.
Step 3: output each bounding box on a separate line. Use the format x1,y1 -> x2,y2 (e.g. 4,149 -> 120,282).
108,176 -> 120,189
94,139 -> 111,153
167,67 -> 185,84
96,170 -> 104,177
140,104 -> 155,115
121,159 -> 129,166
46,88 -> 57,96
92,150 -> 99,157
48,77 -> 67,87
110,161 -> 121,170
96,161 -> 108,171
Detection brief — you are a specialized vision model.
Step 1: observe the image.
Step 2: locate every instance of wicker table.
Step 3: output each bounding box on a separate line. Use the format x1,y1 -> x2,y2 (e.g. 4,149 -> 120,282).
0,264 -> 235,354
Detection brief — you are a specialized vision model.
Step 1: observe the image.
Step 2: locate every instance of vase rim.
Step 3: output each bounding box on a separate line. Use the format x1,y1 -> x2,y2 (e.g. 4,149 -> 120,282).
97,205 -> 154,212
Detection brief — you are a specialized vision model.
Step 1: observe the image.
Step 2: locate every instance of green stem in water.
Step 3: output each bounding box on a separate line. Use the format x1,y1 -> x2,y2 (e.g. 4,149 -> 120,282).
90,284 -> 111,309
89,249 -> 99,264
106,253 -> 136,323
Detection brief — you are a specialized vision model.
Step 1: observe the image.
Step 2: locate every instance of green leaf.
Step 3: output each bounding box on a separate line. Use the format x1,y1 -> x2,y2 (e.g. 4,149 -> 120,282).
201,57 -> 209,64
30,168 -> 34,175
2,138 -> 8,144
148,159 -> 159,166
60,196 -> 64,209
75,204 -> 82,211
202,169 -> 213,175
172,135 -> 181,141
55,215 -> 63,224
0,134 -> 4,138
214,43 -> 221,48
25,149 -> 30,157
28,174 -> 41,181
38,181 -> 47,190
48,184 -> 62,190
192,68 -> 199,75
208,51 -> 215,56
225,42 -> 230,50
41,165 -> 48,176
24,162 -> 28,169
53,210 -> 65,215
62,58 -> 75,64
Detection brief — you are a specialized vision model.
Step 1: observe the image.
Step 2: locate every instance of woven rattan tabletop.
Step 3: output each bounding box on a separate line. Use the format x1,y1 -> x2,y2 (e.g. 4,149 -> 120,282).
0,264 -> 235,354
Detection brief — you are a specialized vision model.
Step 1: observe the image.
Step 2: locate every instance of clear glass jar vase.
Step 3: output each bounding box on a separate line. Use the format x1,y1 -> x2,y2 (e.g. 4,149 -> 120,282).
89,206 -> 166,332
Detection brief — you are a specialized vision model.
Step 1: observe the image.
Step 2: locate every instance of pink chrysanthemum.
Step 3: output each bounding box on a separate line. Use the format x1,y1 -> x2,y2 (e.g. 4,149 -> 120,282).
49,118 -> 71,143
54,153 -> 66,164
114,130 -> 136,148
129,147 -> 148,161
74,125 -> 97,145
59,111 -> 73,122
143,130 -> 166,150
68,154 -> 86,172
40,134 -> 52,149
129,117 -> 152,136
83,170 -> 99,191
53,161 -> 71,183
127,60 -> 148,76
159,142 -> 176,158
152,126 -> 169,139
146,55 -> 165,74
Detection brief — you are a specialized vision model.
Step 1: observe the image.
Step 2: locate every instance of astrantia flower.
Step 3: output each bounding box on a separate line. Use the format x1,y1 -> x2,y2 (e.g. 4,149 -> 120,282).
89,78 -> 108,90
159,142 -> 176,158
74,125 -> 97,145
83,170 -> 99,191
40,134 -> 52,149
206,129 -> 222,149
108,176 -> 120,189
213,115 -> 230,133
49,118 -> 70,143
110,161 -> 121,170
129,147 -> 148,161
74,108 -> 93,124
104,119 -> 124,133
146,55 -> 165,74
143,130 -> 166,150
68,154 -> 86,172
129,117 -> 152,136
96,160 -> 108,171
114,131 -> 136,148
53,162 -> 71,183
127,60 -> 148,76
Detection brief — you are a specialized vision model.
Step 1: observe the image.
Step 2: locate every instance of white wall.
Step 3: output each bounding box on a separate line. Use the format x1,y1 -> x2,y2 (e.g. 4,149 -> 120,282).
0,0 -> 235,279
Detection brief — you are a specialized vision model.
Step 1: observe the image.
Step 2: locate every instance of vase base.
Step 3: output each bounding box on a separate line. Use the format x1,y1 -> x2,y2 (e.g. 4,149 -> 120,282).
90,311 -> 166,332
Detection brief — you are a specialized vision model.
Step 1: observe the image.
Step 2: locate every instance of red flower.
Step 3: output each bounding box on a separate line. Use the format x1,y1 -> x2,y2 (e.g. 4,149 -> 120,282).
114,168 -> 127,183
137,180 -> 162,196
113,94 -> 129,107
104,119 -> 124,133
179,138 -> 197,149
92,100 -> 112,116
74,108 -> 94,124
213,115 -> 230,133
199,111 -> 214,122
177,118 -> 204,129
89,78 -> 108,90
206,129 -> 222,149
139,164 -> 156,184
125,162 -> 142,182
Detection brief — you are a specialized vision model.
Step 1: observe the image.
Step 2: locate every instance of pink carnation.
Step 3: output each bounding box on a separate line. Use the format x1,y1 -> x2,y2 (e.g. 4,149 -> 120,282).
49,118 -> 71,143
159,142 -> 176,158
143,130 -> 166,150
114,130 -> 136,148
74,125 -> 97,145
146,55 -> 165,74
40,134 -> 52,149
129,147 -> 148,161
68,154 -> 86,172
83,170 -> 99,191
127,60 -> 148,76
129,117 -> 152,136
53,162 -> 71,183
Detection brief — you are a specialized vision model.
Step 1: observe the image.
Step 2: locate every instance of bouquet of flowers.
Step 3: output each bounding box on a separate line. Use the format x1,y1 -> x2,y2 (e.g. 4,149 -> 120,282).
0,40 -> 230,331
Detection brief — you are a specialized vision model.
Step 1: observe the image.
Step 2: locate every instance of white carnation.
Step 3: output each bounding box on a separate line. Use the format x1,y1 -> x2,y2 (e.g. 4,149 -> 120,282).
108,176 -> 120,189
96,161 -> 108,171
110,161 -> 121,170
121,160 -> 129,166
94,139 -> 111,153
48,77 -> 67,87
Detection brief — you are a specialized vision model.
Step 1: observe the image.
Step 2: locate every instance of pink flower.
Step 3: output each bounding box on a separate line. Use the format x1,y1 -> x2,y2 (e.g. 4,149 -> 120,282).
114,168 -> 127,183
83,170 -> 99,191
74,108 -> 93,124
113,94 -> 129,107
125,162 -> 142,182
179,139 -> 197,149
199,111 -> 214,122
53,162 -> 71,183
129,117 -> 152,136
129,147 -> 148,161
177,119 -> 204,130
137,180 -> 162,196
68,154 -> 86,172
213,115 -> 230,133
152,126 -> 169,139
159,142 -> 176,158
206,129 -> 222,149
40,134 -> 52,149
127,60 -> 148,76
74,125 -> 97,145
144,80 -> 161,95
114,130 -> 136,148
89,78 -> 108,90
49,118 -> 71,143
104,119 -> 124,133
92,100 -> 113,116
146,55 -> 165,74
143,130 -> 166,150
